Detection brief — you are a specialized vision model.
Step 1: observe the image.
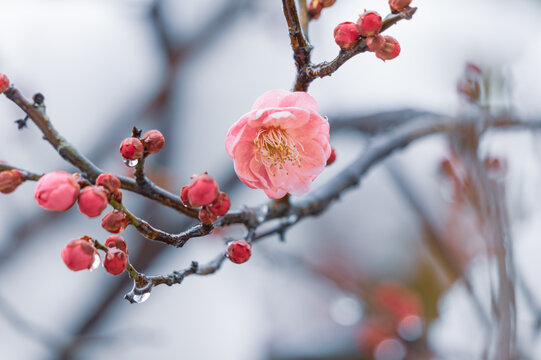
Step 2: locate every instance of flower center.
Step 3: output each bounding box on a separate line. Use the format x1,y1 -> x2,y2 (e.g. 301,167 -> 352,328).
254,127 -> 302,172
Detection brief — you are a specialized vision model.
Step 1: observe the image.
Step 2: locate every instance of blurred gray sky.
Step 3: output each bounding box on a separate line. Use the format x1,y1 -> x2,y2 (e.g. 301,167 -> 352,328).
1,0 -> 541,359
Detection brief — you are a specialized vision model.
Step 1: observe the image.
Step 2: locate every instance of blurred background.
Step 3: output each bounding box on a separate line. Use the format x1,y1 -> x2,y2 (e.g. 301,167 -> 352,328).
1,0 -> 541,359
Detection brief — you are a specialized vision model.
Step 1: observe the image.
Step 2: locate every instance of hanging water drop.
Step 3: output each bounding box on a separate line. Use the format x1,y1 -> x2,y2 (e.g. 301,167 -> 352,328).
89,253 -> 101,271
123,158 -> 139,168
127,281 -> 153,304
133,291 -> 151,304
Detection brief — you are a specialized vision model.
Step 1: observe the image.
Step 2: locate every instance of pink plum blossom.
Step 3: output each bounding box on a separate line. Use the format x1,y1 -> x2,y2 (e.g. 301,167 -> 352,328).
34,171 -> 80,211
226,89 -> 331,199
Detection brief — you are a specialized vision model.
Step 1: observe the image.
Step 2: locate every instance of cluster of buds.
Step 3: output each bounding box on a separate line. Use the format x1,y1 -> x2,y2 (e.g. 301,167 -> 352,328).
119,129 -> 165,165
103,235 -> 129,275
181,174 -> 230,224
334,1 -> 415,61
0,169 -> 25,194
61,235 -> 129,275
356,282 -> 423,357
33,171 -> 130,229
96,173 -> 130,233
0,73 -> 9,93
307,0 -> 336,20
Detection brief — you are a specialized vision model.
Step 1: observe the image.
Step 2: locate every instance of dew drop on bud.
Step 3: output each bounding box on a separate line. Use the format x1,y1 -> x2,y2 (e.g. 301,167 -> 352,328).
89,253 -> 101,271
123,159 -> 139,168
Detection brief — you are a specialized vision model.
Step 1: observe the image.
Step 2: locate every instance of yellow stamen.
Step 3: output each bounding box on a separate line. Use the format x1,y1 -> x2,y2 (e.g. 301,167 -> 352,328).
254,127 -> 302,173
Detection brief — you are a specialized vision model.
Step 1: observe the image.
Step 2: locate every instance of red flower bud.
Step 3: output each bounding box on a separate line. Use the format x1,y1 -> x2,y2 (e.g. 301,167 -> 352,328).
101,211 -> 130,233
0,74 -> 9,93
78,186 -> 108,217
120,137 -> 144,160
180,185 -> 192,207
227,240 -> 251,264
375,36 -> 401,61
96,173 -> 121,193
34,171 -> 80,211
357,11 -> 382,37
199,206 -> 218,225
61,238 -> 99,272
326,148 -> 336,166
187,174 -> 219,207
389,0 -> 412,13
141,129 -> 165,154
366,34 -> 385,52
105,235 -> 128,254
0,169 -> 24,194
209,192 -> 231,216
334,22 -> 361,50
104,248 -> 128,275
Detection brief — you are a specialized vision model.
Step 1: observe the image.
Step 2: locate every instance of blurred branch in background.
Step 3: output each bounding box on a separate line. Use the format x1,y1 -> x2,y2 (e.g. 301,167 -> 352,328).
1,1 -> 541,359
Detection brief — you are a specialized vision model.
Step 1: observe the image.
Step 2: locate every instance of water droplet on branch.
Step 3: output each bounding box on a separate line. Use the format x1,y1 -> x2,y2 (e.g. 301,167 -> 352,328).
123,159 -> 139,168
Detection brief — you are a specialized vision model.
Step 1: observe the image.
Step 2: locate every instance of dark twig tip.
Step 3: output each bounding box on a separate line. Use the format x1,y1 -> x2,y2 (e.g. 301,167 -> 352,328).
132,126 -> 142,138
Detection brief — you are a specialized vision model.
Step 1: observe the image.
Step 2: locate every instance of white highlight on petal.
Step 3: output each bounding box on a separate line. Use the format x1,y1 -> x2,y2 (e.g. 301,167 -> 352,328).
268,111 -> 294,120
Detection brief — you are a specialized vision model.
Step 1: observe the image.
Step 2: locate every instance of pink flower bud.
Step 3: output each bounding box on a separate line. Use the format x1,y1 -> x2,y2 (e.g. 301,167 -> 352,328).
180,185 -> 192,207
209,192 -> 231,216
334,22 -> 361,50
34,171 -> 80,211
104,248 -> 128,275
376,36 -> 401,61
119,137 -> 144,160
227,240 -> 251,264
187,174 -> 219,207
0,169 -> 24,194
78,186 -> 108,217
199,206 -> 218,225
101,211 -> 130,233
96,173 -> 121,193
326,148 -> 336,166
105,235 -> 128,254
357,11 -> 382,37
366,34 -> 385,52
389,0 -> 412,13
141,130 -> 165,154
61,238 -> 98,271
0,74 -> 9,93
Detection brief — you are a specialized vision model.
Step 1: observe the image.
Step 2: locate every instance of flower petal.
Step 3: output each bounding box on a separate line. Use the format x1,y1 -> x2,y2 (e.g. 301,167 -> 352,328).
251,89 -> 291,110
278,91 -> 319,113
264,187 -> 288,199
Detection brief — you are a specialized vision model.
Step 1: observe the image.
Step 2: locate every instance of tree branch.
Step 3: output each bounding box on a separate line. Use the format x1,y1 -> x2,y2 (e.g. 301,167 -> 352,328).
3,87 -> 199,219
282,0 -> 312,91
